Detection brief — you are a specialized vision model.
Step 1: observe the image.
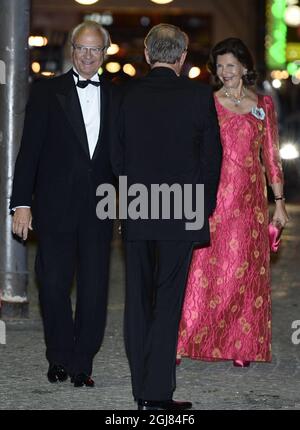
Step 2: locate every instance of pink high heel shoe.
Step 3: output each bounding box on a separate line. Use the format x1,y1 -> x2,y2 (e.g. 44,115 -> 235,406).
233,360 -> 250,367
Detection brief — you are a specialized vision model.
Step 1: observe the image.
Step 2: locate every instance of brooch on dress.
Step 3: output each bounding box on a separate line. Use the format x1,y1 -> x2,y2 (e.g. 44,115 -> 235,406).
251,106 -> 265,120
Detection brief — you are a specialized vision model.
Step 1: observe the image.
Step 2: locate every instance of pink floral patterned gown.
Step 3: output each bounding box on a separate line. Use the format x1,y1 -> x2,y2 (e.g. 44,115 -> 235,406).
177,94 -> 283,362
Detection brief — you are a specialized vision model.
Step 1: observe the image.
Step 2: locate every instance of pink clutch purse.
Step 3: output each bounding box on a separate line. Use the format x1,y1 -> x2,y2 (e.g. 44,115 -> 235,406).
268,223 -> 282,252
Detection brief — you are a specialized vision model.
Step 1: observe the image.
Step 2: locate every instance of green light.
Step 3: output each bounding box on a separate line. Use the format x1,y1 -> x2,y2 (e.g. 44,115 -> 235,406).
287,62 -> 300,75
271,0 -> 286,19
266,0 -> 287,69
270,43 -> 286,64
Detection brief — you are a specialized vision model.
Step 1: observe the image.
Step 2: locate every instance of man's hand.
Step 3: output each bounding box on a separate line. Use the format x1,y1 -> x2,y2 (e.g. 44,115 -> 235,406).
12,208 -> 33,240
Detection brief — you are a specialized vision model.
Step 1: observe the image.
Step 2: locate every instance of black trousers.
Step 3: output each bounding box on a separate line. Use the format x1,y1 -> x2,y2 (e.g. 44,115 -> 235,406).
35,220 -> 111,376
124,240 -> 193,401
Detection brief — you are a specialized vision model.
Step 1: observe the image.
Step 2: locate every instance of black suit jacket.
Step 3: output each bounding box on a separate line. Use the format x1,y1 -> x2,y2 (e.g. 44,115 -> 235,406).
111,67 -> 222,242
10,69 -> 115,237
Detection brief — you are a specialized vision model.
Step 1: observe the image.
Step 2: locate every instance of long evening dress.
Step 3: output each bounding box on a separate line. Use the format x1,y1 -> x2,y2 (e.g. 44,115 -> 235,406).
177,94 -> 283,362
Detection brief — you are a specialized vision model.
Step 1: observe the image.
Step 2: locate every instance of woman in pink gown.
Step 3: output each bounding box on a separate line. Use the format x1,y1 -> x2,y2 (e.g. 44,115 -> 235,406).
178,38 -> 289,366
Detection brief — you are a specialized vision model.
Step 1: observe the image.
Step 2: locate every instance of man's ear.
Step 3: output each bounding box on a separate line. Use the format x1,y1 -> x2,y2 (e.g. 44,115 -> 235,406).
144,48 -> 151,65
179,50 -> 187,67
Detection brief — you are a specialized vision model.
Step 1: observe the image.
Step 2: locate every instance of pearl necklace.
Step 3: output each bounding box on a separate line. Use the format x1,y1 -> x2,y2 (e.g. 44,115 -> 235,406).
222,86 -> 246,106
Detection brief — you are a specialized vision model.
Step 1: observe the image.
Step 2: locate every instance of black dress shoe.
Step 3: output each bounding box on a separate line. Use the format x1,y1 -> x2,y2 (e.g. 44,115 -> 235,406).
72,373 -> 95,387
47,364 -> 68,383
138,399 -> 192,410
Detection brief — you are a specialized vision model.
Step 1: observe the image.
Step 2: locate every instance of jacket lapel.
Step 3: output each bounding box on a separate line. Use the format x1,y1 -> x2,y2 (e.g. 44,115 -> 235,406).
56,70 -> 90,158
92,77 -> 108,160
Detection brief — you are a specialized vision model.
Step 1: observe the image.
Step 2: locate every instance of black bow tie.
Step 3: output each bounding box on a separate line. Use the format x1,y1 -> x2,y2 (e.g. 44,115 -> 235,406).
73,70 -> 101,88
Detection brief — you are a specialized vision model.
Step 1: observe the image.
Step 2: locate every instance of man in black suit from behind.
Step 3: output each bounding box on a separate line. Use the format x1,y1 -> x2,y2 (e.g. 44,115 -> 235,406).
10,21 -> 115,387
111,24 -> 222,410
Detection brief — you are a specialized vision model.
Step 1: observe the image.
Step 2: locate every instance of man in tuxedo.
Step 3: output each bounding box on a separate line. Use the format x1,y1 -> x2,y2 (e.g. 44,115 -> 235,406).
111,24 -> 222,410
10,21 -> 115,387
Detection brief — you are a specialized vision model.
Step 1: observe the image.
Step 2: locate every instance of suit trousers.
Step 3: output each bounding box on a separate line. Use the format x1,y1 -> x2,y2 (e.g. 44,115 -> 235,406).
124,240 -> 193,401
35,219 -> 111,376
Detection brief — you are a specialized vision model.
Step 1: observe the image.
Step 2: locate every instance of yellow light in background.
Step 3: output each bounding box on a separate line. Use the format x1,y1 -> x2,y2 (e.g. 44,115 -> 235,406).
281,70 -> 289,79
107,44 -> 120,55
29,36 -> 48,47
270,70 -> 289,79
41,71 -> 55,77
286,43 -> 300,62
150,0 -> 174,4
106,62 -> 121,73
98,67 -> 103,75
271,70 -> 280,79
75,0 -> 99,5
31,62 -> 41,73
123,64 -> 136,77
188,67 -> 201,79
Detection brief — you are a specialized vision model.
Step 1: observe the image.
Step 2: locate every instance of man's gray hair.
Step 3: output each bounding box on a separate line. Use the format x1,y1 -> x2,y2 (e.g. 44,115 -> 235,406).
71,21 -> 111,50
144,24 -> 189,65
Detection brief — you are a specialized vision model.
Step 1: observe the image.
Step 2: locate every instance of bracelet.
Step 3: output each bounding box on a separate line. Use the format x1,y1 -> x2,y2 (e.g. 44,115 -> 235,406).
274,196 -> 285,202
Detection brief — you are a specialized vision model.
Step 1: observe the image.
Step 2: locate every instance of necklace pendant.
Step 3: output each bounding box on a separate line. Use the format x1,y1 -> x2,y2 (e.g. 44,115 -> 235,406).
223,86 -> 246,107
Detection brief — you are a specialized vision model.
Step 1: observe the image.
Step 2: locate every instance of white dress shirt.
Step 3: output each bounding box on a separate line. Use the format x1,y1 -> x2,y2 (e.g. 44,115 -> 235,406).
73,68 -> 101,159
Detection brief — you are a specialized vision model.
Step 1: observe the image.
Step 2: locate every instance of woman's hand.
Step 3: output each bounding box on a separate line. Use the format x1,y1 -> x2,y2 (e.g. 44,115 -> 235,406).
272,200 -> 289,228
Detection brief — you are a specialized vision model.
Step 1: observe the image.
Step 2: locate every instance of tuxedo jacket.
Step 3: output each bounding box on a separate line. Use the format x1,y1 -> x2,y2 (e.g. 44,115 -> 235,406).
10,69 -> 115,237
111,67 -> 222,243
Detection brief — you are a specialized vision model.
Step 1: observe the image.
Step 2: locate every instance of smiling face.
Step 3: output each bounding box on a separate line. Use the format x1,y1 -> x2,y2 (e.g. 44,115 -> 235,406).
72,28 -> 105,79
216,52 -> 246,90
